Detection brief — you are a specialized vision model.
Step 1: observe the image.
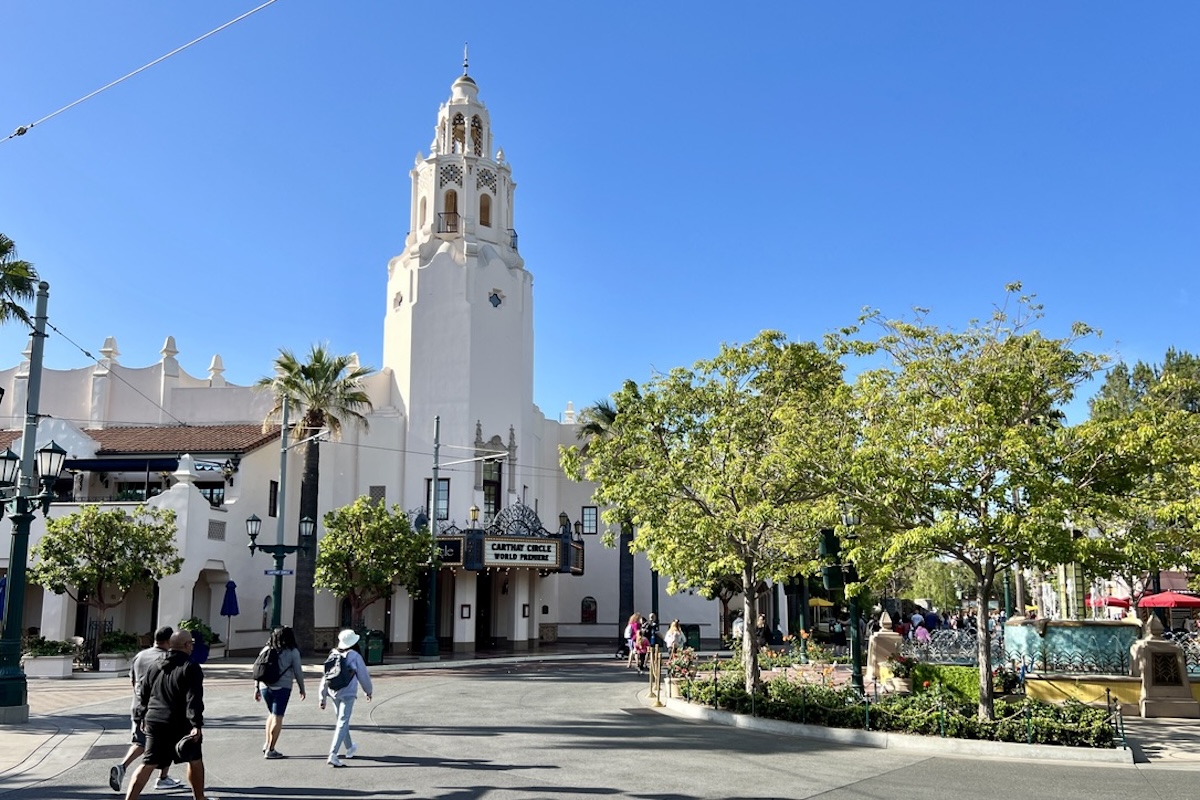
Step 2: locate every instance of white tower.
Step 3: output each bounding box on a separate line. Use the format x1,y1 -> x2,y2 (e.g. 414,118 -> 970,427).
383,60 -> 535,518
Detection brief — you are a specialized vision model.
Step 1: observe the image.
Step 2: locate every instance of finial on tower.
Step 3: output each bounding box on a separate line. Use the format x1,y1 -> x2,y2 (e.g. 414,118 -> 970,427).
463,42 -> 470,75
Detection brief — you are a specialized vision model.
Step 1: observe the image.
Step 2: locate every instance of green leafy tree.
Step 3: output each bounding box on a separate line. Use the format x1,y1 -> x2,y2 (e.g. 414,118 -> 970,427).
28,505 -> 181,658
562,331 -> 850,691
257,343 -> 374,651
833,286 -> 1116,720
314,496 -> 435,627
0,233 -> 39,326
908,558 -> 973,613
1080,348 -> 1200,600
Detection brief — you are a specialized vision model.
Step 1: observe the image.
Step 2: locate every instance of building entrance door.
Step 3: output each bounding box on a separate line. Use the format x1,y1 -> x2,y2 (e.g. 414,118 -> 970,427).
475,572 -> 494,650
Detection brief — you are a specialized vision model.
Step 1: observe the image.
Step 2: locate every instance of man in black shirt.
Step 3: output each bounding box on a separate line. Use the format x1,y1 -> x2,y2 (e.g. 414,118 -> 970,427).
124,630 -> 215,800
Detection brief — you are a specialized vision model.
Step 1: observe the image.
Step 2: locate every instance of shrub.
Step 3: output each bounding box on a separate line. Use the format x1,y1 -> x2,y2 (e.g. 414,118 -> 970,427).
912,664 -> 978,702
21,636 -> 79,657
675,673 -> 1115,748
98,630 -> 141,655
177,617 -> 219,644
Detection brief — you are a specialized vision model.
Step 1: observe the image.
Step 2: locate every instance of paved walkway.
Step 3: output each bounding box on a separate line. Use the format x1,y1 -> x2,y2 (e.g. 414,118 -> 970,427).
4,647 -> 1200,798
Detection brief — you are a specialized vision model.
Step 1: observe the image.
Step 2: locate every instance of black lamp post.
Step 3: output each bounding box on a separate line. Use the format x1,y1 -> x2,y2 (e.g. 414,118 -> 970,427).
248,513 -> 315,630
0,280 -> 64,724
839,503 -> 865,696
0,439 -> 67,722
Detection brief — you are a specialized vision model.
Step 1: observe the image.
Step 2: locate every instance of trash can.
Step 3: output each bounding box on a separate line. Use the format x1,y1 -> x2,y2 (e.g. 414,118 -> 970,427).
681,623 -> 701,651
361,629 -> 385,666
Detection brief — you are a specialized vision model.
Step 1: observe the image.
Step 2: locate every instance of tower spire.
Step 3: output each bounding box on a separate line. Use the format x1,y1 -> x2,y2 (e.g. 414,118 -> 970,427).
463,42 -> 469,76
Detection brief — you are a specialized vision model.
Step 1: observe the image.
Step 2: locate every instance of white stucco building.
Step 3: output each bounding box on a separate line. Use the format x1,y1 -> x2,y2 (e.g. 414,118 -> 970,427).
0,67 -> 725,656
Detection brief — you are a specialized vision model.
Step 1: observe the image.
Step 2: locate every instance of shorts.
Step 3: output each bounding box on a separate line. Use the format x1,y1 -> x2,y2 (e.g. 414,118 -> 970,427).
128,719 -> 146,748
143,721 -> 195,767
261,686 -> 292,716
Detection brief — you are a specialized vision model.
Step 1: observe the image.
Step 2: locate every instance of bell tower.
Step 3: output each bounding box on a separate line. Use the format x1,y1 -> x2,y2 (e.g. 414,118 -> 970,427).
383,58 -> 535,510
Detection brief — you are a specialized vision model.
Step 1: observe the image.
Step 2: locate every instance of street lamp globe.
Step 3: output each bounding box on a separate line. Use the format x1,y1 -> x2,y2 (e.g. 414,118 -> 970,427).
299,516 -> 316,550
0,449 -> 19,487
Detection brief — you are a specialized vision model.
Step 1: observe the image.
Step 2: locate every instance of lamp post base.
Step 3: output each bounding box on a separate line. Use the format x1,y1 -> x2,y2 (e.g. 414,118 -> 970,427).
0,674 -> 30,724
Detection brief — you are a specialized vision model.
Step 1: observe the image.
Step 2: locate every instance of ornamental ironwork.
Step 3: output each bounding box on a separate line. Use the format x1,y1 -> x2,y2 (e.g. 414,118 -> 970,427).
899,630 -> 1004,666
489,502 -> 551,537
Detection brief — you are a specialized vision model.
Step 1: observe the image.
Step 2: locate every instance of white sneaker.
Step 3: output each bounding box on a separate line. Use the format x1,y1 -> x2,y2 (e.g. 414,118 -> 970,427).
108,763 -> 125,792
344,744 -> 358,759
155,776 -> 186,790
327,754 -> 345,767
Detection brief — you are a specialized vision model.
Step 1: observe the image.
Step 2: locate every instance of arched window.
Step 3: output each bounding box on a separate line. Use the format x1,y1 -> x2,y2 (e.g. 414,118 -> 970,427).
451,113 -> 466,154
419,197 -> 427,229
340,597 -> 353,628
441,190 -> 459,233
581,597 -> 597,624
471,115 -> 484,156
479,194 -> 491,227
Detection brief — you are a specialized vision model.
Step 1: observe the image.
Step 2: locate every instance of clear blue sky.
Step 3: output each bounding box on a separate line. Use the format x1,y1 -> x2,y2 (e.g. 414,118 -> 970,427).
3,2 -> 1197,426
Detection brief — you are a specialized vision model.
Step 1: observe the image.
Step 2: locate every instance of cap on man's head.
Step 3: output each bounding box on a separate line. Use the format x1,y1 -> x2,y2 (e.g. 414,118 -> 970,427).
154,626 -> 174,644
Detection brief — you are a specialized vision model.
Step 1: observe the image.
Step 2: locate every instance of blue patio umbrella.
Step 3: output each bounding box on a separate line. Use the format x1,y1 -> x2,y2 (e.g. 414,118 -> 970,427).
219,581 -> 239,650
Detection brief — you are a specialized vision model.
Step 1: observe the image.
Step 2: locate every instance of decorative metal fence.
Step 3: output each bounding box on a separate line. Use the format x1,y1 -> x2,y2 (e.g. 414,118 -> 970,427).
899,628 -> 1154,676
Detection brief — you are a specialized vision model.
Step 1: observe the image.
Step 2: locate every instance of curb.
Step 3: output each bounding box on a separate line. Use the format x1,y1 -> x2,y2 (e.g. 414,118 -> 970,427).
0,718 -> 106,797
650,693 -> 1136,765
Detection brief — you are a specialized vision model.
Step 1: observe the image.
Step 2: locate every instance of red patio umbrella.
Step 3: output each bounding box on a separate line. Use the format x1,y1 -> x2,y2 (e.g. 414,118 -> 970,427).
1137,591 -> 1200,609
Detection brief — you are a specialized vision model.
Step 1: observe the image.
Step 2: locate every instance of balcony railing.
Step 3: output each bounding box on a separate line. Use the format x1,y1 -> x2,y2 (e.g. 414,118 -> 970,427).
507,228 -> 519,251
437,212 -> 460,234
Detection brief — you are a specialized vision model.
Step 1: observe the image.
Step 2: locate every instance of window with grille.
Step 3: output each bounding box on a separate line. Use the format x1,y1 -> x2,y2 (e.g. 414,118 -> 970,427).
369,485 -> 386,506
581,597 -> 597,624
207,520 -> 226,541
425,477 -> 450,520
581,506 -> 598,535
196,481 -> 225,508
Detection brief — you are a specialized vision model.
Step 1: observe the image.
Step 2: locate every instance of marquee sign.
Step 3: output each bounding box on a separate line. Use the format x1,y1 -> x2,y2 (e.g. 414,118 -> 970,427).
435,537 -> 464,566
483,537 -> 559,568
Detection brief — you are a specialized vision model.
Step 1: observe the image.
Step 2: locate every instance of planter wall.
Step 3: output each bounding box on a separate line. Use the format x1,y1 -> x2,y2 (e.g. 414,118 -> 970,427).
98,654 -> 133,673
22,655 -> 74,679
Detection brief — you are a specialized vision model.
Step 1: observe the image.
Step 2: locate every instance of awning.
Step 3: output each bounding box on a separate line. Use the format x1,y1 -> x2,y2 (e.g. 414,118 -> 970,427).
64,458 -> 180,472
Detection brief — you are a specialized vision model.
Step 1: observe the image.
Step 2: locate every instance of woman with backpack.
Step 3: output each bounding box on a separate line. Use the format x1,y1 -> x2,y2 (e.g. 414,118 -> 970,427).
253,626 -> 306,759
319,629 -> 374,767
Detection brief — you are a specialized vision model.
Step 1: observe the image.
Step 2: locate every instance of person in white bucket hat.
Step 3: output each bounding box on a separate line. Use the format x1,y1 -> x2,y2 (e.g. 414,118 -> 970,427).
318,629 -> 374,767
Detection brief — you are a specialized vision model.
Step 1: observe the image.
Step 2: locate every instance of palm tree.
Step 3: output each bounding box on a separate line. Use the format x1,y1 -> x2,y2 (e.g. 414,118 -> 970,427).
576,399 -> 636,642
0,233 -> 39,326
257,344 -> 374,651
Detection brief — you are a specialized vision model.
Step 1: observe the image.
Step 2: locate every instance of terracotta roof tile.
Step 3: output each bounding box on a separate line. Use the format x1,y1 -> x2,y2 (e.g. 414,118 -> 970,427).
0,424 -> 280,455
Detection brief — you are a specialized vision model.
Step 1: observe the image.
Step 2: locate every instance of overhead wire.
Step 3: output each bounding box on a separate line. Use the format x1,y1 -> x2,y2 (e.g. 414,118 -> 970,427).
3,0 -> 280,145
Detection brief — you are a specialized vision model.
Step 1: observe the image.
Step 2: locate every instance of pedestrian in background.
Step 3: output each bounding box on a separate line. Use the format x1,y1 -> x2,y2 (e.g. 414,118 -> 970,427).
624,613 -> 641,669
320,629 -> 374,768
109,626 -> 185,794
634,631 -> 650,673
664,620 -> 685,655
254,626 -> 306,759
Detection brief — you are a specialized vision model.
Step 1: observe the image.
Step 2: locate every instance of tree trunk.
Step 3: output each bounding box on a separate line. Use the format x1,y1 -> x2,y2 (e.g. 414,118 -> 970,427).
975,579 -> 995,720
743,565 -> 759,694
294,438 -> 320,653
618,521 -> 634,643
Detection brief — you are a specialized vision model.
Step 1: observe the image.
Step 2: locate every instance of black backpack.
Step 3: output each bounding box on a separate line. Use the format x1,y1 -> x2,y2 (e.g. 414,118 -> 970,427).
323,650 -> 355,692
252,646 -> 283,685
